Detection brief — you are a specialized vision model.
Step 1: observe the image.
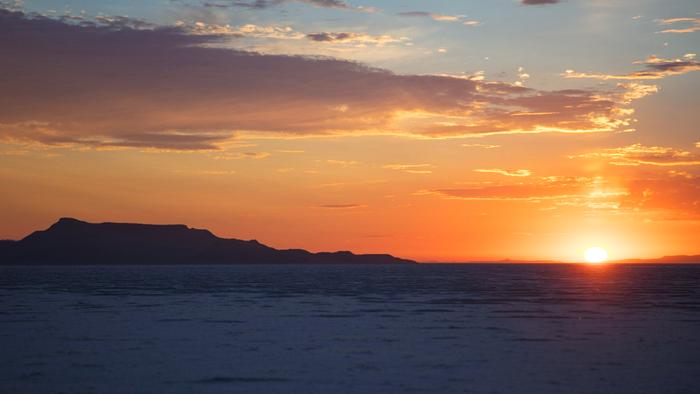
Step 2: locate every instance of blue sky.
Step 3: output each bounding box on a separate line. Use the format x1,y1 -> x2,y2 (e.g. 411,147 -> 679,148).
18,0 -> 700,75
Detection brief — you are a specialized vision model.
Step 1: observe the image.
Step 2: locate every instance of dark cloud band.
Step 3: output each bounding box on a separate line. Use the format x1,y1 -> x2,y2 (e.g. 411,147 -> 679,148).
0,9 -> 638,150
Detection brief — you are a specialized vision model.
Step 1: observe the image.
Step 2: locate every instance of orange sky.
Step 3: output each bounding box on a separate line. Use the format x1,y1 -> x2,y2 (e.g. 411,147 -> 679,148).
0,2 -> 699,262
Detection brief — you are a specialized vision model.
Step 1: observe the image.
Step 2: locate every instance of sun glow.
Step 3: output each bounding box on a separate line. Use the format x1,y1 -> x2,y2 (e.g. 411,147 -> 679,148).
584,247 -> 609,264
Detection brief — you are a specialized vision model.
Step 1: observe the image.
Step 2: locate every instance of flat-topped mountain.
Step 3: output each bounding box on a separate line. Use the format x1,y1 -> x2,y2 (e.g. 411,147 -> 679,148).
0,218 -> 415,265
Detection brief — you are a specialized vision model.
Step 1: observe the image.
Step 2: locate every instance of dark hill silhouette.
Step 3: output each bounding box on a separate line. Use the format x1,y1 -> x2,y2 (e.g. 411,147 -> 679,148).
0,218 -> 415,265
611,255 -> 700,264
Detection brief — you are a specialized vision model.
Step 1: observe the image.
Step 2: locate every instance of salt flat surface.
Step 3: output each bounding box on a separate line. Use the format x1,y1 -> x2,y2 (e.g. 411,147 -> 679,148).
1,264 -> 699,394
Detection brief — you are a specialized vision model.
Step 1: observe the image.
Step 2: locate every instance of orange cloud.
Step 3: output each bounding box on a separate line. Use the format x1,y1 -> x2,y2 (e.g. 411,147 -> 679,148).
474,169 -> 532,177
425,171 -> 700,220
425,177 -> 627,209
657,17 -> 700,34
317,204 -> 367,209
563,54 -> 700,80
462,143 -> 501,149
571,144 -> 700,167
622,177 -> 700,219
326,159 -> 359,167
383,164 -> 434,174
213,152 -> 271,160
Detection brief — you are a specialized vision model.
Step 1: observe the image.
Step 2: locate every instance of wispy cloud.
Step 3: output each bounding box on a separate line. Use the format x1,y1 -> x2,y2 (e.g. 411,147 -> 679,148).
424,177 -> 626,209
383,164 -> 434,174
521,0 -> 560,5
326,159 -> 359,166
571,144 -> 700,167
462,143 -> 501,149
617,83 -> 659,103
624,176 -> 700,219
207,0 -> 348,10
184,21 -> 305,39
213,152 -> 271,160
657,17 -> 700,34
397,11 -> 481,26
306,32 -> 406,45
563,54 -> 700,80
203,0 -> 378,13
183,22 -> 406,47
423,171 -> 700,219
398,11 -> 458,22
317,204 -> 366,209
475,168 -> 532,177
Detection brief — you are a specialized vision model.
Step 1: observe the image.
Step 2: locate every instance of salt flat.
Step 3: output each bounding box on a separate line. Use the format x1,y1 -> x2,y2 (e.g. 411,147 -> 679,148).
1,264 -> 699,394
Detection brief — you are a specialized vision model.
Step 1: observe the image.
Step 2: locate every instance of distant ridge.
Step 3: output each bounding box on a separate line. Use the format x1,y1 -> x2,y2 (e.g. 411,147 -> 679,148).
611,255 -> 700,264
0,218 -> 415,265
440,257 -> 700,264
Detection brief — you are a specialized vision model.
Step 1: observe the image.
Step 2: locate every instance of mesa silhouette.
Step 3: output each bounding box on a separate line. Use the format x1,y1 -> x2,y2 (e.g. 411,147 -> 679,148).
0,218 -> 415,265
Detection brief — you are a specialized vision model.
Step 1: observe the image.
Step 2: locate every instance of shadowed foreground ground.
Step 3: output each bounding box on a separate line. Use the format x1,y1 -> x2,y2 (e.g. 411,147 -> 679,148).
1,264 -> 699,393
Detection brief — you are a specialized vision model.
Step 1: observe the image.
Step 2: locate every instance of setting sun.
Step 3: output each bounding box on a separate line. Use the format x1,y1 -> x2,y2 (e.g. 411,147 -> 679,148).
585,247 -> 609,264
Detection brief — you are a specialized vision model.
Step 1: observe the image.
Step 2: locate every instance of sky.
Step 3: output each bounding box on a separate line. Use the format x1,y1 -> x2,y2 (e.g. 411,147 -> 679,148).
0,0 -> 699,262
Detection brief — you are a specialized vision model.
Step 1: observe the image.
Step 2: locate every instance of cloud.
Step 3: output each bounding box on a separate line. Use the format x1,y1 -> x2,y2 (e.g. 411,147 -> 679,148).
326,159 -> 358,166
204,0 -> 377,12
0,9 -> 650,150
474,169 -> 532,177
521,0 -> 560,5
92,15 -> 158,30
564,54 -> 700,80
425,172 -> 700,218
564,143 -> 700,219
276,149 -> 305,153
317,204 -> 366,209
425,176 -> 626,207
571,144 -> 700,167
398,11 -> 459,22
177,21 -> 408,49
616,83 -> 659,103
211,0 -> 349,9
306,32 -> 405,45
213,151 -> 271,160
383,164 -> 434,174
657,17 -> 700,34
184,21 -> 305,39
285,0 -> 349,7
398,11 -> 455,22
514,66 -> 531,87
183,169 -> 238,176
462,143 -> 501,149
397,11 -> 481,26
622,176 -> 700,219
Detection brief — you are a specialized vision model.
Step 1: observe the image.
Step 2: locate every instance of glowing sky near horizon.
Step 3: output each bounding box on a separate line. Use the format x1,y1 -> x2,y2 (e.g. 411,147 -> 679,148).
0,0 -> 699,261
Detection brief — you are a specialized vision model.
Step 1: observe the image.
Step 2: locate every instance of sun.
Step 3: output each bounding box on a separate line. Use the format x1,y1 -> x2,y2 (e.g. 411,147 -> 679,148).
584,247 -> 609,264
